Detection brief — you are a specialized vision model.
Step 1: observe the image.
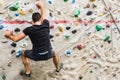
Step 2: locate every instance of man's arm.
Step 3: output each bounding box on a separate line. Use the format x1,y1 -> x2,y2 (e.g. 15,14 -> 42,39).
36,1 -> 46,21
5,31 -> 26,42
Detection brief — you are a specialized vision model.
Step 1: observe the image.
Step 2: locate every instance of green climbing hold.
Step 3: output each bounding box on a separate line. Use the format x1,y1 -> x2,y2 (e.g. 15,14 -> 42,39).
74,10 -> 80,17
9,2 -> 19,11
65,34 -> 70,40
90,70 -> 93,73
104,35 -> 110,42
2,75 -> 6,80
96,25 -> 102,31
64,0 -> 69,2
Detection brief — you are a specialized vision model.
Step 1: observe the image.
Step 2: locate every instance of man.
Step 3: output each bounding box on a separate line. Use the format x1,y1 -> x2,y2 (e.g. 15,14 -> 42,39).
5,1 -> 62,77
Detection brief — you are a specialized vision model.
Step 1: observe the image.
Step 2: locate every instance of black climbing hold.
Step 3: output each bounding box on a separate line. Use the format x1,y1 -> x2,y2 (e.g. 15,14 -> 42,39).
14,28 -> 20,32
66,26 -> 71,30
86,11 -> 93,16
79,76 -> 83,80
103,28 -> 105,30
108,40 -> 111,44
11,42 -> 17,47
72,30 -> 77,34
49,34 -> 54,39
101,45 -> 103,47
11,50 -> 16,54
49,12 -> 53,17
58,11 -> 61,15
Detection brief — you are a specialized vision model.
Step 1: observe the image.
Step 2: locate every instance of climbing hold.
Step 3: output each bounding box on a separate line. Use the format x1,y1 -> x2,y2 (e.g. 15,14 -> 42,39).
104,35 -> 110,42
93,55 -> 97,59
2,74 -> 6,80
48,0 -> 53,4
86,3 -> 90,8
108,40 -> 111,44
77,45 -> 82,50
11,50 -> 16,54
49,34 -> 54,39
74,10 -> 80,17
11,42 -> 17,47
98,13 -> 104,17
79,76 -> 83,80
55,32 -> 60,36
65,34 -> 70,40
0,20 -> 3,24
9,2 -> 19,11
7,62 -> 12,67
66,26 -> 71,30
14,28 -> 20,32
49,12 -> 53,17
16,50 -> 22,57
28,9 -> 33,13
106,23 -> 110,28
87,32 -> 92,36
58,26 -> 64,32
0,1 -> 3,6
50,25 -> 54,29
0,25 -> 4,30
14,13 -> 19,17
96,25 -> 102,31
65,50 -> 72,56
90,0 -> 95,2
72,29 -> 77,34
86,11 -> 93,16
72,0 -> 76,4
18,9 -> 26,16
1,38 -> 8,43
64,0 -> 69,2
90,70 -> 93,73
92,4 -> 97,8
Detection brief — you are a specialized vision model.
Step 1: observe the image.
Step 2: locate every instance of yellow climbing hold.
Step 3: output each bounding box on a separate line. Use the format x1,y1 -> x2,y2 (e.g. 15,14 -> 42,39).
29,9 -> 33,13
98,13 -> 104,17
0,1 -> 3,6
118,9 -> 120,12
90,0 -> 95,2
18,9 -> 26,16
55,32 -> 60,36
58,26 -> 64,32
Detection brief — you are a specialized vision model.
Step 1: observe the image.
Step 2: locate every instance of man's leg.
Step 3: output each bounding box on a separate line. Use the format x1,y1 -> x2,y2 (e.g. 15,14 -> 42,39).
22,51 -> 31,74
53,51 -> 59,71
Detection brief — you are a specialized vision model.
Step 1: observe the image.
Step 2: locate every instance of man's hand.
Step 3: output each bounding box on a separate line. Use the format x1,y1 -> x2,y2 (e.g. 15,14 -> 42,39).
5,30 -> 13,38
36,1 -> 43,9
36,1 -> 46,21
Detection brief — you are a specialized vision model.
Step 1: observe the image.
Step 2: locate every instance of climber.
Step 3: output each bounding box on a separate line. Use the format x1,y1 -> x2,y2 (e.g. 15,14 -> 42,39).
5,1 -> 63,77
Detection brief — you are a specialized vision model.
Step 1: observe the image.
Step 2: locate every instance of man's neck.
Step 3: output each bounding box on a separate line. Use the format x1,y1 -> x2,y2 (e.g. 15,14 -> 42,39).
33,21 -> 41,25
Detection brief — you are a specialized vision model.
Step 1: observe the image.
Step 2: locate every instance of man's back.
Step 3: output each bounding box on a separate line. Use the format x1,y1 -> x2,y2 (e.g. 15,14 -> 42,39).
23,19 -> 51,53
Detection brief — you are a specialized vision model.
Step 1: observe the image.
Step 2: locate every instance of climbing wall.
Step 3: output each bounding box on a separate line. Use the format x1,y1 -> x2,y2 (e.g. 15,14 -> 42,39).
0,0 -> 120,80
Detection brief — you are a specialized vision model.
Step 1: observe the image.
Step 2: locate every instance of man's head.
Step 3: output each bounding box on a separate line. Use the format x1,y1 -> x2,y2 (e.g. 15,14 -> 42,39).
32,12 -> 41,23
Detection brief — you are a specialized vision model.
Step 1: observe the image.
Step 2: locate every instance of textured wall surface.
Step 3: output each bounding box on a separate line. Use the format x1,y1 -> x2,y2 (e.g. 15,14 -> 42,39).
0,0 -> 120,80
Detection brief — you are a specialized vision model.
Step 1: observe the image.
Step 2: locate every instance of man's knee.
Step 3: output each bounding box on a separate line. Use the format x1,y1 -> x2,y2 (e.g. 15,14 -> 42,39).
53,51 -> 58,57
22,50 -> 26,57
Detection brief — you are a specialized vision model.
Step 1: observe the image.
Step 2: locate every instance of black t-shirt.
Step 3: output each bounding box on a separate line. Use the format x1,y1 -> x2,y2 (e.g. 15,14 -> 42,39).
23,19 -> 52,53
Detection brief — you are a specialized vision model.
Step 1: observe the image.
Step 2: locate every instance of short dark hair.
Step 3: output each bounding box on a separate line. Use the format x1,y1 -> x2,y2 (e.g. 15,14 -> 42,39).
32,12 -> 41,22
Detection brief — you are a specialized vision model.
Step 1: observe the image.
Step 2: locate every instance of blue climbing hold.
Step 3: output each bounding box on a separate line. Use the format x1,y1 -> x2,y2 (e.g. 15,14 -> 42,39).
16,50 -> 22,57
72,0 -> 76,4
15,13 -> 19,17
0,20 -> 3,24
65,50 -> 71,55
0,25 -> 4,30
48,0 -> 52,4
